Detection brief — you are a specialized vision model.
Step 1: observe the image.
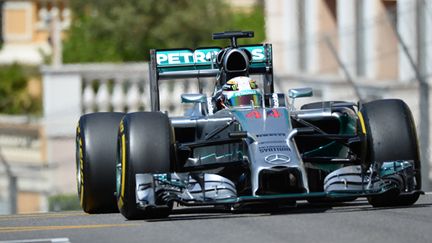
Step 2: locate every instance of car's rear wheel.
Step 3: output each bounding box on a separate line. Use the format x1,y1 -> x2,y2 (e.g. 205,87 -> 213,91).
116,112 -> 174,219
76,112 -> 124,213
360,99 -> 421,207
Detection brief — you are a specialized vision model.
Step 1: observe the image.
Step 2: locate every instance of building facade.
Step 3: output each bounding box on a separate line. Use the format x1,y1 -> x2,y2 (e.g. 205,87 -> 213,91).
0,0 -> 69,64
265,0 -> 432,189
0,0 -> 69,214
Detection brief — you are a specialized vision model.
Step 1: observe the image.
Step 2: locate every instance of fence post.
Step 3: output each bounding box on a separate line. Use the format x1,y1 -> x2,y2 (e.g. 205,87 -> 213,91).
42,66 -> 82,137
0,149 -> 17,214
9,175 -> 17,214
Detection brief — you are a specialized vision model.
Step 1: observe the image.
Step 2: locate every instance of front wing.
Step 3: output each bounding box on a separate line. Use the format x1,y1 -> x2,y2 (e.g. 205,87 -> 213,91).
133,160 -> 422,209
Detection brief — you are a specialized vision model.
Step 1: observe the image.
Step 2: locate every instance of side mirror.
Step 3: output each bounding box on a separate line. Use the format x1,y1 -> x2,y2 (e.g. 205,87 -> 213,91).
182,94 -> 208,117
181,94 -> 207,103
288,88 -> 313,99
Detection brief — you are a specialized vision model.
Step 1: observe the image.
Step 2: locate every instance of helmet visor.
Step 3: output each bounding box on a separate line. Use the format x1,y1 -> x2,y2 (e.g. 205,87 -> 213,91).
227,93 -> 262,107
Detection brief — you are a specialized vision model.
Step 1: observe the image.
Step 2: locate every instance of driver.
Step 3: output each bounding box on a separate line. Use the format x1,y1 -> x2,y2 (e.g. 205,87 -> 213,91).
213,76 -> 262,110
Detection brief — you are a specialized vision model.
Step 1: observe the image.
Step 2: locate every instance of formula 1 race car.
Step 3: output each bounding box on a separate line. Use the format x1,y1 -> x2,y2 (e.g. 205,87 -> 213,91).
76,31 -> 423,219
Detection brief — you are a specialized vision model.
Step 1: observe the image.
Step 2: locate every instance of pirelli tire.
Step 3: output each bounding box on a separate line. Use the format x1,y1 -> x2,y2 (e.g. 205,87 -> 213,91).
76,112 -> 125,214
116,112 -> 174,220
360,99 -> 421,207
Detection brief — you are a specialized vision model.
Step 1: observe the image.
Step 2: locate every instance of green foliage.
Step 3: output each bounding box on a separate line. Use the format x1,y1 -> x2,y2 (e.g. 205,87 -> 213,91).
229,2 -> 266,45
0,64 -> 41,115
48,194 -> 81,211
63,0 -> 266,63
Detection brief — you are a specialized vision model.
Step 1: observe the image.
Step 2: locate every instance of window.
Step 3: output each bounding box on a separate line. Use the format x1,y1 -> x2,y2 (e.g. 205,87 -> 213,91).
4,2 -> 33,42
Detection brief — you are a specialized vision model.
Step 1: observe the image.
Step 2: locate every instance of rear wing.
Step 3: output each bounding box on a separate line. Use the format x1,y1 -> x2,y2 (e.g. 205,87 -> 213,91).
149,44 -> 273,111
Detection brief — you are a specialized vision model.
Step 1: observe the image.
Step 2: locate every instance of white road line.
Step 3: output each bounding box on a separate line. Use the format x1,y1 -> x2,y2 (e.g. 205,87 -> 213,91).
425,192 -> 432,195
0,238 -> 70,243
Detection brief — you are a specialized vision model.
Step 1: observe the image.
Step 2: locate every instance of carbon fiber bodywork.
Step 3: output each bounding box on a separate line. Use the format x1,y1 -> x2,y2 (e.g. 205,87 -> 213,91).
126,32 -> 423,212
133,101 -> 420,209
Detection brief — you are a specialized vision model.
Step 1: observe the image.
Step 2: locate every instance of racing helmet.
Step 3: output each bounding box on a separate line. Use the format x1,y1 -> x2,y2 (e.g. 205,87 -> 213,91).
221,76 -> 262,108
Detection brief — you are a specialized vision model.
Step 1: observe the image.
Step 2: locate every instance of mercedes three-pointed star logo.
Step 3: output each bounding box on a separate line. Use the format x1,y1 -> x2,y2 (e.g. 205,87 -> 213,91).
264,154 -> 291,164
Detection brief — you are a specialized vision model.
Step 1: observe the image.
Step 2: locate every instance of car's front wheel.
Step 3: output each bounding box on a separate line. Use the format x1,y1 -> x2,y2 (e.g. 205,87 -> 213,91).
116,112 -> 174,219
360,99 -> 421,207
76,112 -> 124,213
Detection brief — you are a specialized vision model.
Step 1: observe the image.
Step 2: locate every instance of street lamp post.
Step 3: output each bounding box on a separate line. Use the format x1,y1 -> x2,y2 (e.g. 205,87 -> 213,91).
39,4 -> 64,67
50,6 -> 62,67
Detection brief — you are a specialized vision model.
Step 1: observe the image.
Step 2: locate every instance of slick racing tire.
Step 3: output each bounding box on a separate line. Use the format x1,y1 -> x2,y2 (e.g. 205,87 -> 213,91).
76,112 -> 125,213
360,99 -> 421,207
116,112 -> 174,220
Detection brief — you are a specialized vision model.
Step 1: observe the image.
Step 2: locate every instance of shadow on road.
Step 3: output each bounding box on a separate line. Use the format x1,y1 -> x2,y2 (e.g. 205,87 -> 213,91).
145,198 -> 432,222
146,201 -> 345,222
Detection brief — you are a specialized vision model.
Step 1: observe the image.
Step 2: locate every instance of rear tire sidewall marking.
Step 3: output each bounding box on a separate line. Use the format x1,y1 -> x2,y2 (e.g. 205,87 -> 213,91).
117,119 -> 127,209
76,124 -> 85,208
357,111 -> 367,135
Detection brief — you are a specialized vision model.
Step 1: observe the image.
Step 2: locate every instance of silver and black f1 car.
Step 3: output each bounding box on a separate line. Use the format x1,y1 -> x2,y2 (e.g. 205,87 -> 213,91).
76,31 -> 423,219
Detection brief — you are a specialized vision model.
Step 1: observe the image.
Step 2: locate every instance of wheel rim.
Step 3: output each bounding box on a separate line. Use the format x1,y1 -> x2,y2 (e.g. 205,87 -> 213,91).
115,139 -> 122,204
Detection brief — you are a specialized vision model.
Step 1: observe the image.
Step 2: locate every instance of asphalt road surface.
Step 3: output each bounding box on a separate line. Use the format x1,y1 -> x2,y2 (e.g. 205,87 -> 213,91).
0,193 -> 431,243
